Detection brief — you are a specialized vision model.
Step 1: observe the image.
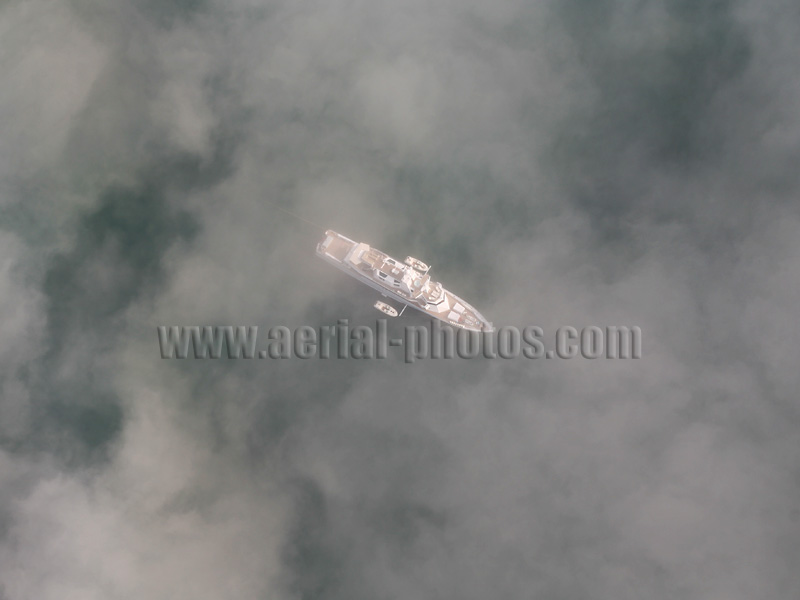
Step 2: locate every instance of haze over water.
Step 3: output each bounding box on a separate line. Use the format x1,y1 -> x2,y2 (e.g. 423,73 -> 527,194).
1,1 -> 798,598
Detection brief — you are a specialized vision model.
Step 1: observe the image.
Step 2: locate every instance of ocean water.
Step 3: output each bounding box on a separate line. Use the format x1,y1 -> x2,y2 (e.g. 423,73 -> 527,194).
0,1 -> 798,599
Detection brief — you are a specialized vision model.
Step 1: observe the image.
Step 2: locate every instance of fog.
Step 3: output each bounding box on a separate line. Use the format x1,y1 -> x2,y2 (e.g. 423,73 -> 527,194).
1,1 -> 799,598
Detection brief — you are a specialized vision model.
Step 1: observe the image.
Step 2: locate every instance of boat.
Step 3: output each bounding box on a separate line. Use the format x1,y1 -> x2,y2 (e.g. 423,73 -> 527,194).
373,301 -> 399,317
316,230 -> 492,332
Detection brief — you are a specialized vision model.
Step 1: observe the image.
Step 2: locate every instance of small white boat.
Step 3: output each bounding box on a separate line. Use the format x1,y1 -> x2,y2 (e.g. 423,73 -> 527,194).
404,256 -> 430,273
373,301 -> 399,317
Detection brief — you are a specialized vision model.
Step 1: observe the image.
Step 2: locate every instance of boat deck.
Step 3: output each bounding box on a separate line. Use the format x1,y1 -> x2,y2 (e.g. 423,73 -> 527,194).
325,236 -> 354,262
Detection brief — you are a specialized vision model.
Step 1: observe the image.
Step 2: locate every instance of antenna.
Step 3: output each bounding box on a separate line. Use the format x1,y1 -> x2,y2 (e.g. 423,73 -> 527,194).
272,204 -> 325,232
